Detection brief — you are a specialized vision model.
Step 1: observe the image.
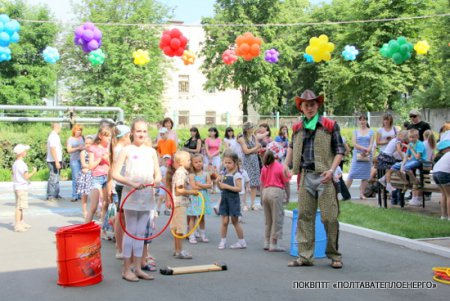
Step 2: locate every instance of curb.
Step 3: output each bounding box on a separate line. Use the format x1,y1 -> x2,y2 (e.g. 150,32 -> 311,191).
285,210 -> 450,259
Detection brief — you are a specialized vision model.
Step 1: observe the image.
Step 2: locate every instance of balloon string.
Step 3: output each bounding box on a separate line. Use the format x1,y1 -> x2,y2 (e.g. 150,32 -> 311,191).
16,13 -> 450,28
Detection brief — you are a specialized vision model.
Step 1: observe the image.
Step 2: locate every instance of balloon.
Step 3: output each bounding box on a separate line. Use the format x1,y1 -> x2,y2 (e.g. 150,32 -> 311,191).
414,40 -> 430,55
74,22 -> 103,53
0,45 -> 11,62
88,48 -> 106,66
0,14 -> 10,25
380,37 -> 413,64
159,28 -> 188,57
303,53 -> 314,63
222,49 -> 238,65
132,49 -> 150,66
342,45 -> 359,61
42,46 -> 60,64
181,50 -> 195,65
0,15 -> 20,48
0,32 -> 10,47
264,48 -> 279,63
235,32 -> 262,61
305,34 -> 335,63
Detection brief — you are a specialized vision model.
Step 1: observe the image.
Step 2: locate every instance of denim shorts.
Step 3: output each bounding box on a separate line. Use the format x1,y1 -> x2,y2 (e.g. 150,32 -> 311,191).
433,172 -> 450,186
391,160 -> 421,171
92,175 -> 107,190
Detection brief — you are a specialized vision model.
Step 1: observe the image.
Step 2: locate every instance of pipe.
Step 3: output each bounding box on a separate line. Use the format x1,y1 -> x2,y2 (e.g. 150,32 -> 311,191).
0,105 -> 124,122
0,117 -> 114,123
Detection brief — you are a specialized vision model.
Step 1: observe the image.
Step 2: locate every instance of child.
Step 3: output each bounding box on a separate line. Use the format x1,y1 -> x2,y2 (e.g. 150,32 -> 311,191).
12,144 -> 37,232
77,136 -> 94,219
168,151 -> 199,259
156,127 -> 176,161
385,129 -> 426,206
260,148 -> 291,252
156,154 -> 171,216
423,130 -> 436,162
188,154 -> 213,243
85,126 -> 113,223
112,118 -> 161,282
239,165 -> 250,213
432,136 -> 450,220
217,150 -> 246,250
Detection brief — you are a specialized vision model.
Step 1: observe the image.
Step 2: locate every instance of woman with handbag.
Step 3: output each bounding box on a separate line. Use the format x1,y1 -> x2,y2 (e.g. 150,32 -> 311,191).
346,114 -> 375,199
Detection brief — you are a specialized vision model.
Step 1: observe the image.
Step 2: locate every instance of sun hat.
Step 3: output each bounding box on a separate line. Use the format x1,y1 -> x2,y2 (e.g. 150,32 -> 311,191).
159,127 -> 168,134
13,144 -> 30,155
243,122 -> 255,131
162,154 -> 171,159
294,90 -> 324,112
409,109 -> 421,117
116,125 -> 130,138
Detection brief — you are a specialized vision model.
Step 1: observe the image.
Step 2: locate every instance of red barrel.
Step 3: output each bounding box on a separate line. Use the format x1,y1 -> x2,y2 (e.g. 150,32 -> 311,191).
56,222 -> 103,287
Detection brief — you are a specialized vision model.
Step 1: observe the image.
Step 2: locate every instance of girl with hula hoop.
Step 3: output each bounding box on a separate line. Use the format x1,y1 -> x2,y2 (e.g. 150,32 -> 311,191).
112,118 -> 161,282
167,151 -> 199,259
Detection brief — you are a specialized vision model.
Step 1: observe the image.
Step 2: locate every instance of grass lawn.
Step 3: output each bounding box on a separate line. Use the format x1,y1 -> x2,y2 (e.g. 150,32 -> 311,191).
286,202 -> 450,239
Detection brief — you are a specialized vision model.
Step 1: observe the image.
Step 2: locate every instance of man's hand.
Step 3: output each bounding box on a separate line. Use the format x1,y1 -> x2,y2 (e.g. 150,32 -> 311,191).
320,170 -> 333,184
55,161 -> 61,170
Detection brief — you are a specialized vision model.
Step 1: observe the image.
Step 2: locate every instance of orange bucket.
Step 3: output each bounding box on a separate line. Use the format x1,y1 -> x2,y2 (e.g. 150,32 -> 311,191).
56,221 -> 103,287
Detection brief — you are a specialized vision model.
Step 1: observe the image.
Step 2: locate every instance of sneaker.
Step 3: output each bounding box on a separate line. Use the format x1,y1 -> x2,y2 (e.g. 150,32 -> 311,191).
115,252 -> 124,260
378,177 -> 387,187
408,198 -> 422,206
243,206 -> 249,212
164,209 -> 171,216
21,222 -> 31,229
218,240 -> 226,250
386,183 -> 394,193
263,241 -> 270,251
188,235 -> 198,244
200,235 -> 209,243
230,240 -> 247,249
175,250 -> 192,259
47,197 -> 57,202
194,230 -> 200,238
268,245 -> 286,252
14,226 -> 27,232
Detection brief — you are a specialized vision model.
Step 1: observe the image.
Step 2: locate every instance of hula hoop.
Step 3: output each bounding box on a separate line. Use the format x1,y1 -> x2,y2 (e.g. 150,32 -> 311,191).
171,192 -> 205,239
119,183 -> 174,241
433,275 -> 450,285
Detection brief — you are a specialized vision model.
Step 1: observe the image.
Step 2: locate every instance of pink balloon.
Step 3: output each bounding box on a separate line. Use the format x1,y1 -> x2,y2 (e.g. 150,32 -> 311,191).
93,28 -> 102,40
170,38 -> 181,50
84,22 -> 95,30
82,29 -> 94,42
87,39 -> 99,51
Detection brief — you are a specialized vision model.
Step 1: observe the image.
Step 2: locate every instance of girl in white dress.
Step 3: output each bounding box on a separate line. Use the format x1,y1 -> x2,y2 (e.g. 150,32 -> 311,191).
113,118 -> 161,282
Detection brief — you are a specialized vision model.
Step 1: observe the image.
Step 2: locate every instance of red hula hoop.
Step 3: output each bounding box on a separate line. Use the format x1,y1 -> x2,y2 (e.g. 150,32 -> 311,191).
119,183 -> 174,241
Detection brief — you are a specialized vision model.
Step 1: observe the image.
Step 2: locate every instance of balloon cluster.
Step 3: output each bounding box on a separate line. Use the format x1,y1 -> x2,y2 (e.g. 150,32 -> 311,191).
414,40 -> 430,55
222,49 -> 238,65
303,53 -> 313,63
132,49 -> 150,66
42,46 -> 60,64
341,45 -> 359,61
264,48 -> 279,63
305,34 -> 335,62
379,37 -> 413,65
74,22 -> 103,53
235,32 -> 262,61
159,28 -> 188,57
88,49 -> 105,66
181,50 -> 195,65
0,46 -> 11,62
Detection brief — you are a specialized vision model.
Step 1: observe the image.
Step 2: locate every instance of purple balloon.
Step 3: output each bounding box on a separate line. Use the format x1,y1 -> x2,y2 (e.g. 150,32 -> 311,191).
82,29 -> 94,42
82,44 -> 91,53
74,26 -> 84,38
93,28 -> 102,41
87,39 -> 99,51
83,22 -> 95,30
98,40 -> 102,47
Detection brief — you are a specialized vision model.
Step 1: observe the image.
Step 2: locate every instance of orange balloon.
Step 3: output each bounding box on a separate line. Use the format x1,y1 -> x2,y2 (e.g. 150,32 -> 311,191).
236,35 -> 246,45
239,43 -> 250,54
250,44 -> 260,56
243,54 -> 253,61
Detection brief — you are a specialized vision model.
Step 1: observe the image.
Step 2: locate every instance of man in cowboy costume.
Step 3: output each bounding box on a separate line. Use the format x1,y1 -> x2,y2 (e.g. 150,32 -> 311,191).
285,89 -> 345,269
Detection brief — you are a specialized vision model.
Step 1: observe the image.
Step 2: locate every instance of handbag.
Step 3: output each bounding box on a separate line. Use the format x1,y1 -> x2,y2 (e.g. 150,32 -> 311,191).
356,153 -> 370,162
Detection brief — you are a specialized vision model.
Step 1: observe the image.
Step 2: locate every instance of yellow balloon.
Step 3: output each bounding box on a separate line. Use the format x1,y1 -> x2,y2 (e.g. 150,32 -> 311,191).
310,37 -> 320,47
313,53 -> 322,62
319,34 -> 329,43
414,40 -> 430,55
326,42 -> 335,52
323,52 -> 331,61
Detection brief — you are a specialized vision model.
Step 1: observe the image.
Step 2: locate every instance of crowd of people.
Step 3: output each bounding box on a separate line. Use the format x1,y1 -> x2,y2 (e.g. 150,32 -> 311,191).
10,91 -> 450,280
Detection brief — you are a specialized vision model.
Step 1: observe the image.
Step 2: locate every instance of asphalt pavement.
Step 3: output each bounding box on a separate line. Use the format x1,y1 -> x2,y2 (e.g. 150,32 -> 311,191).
0,181 -> 449,301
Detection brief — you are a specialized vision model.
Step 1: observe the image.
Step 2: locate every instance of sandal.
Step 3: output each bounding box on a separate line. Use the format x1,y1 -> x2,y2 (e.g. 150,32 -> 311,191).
331,260 -> 343,269
135,271 -> 154,280
142,264 -> 157,272
288,259 -> 313,267
122,273 -> 139,282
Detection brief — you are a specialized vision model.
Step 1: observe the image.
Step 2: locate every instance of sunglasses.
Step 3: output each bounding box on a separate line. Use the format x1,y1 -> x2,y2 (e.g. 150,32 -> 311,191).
409,115 -> 417,118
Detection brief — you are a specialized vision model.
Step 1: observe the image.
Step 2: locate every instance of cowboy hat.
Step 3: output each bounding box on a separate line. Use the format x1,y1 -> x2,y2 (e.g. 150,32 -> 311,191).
294,89 -> 324,112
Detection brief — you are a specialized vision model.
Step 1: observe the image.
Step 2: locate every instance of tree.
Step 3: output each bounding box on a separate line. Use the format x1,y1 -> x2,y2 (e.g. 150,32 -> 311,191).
60,0 -> 170,121
0,0 -> 59,105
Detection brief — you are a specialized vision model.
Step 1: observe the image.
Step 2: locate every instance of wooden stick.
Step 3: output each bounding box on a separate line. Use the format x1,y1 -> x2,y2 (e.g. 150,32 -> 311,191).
160,263 -> 227,275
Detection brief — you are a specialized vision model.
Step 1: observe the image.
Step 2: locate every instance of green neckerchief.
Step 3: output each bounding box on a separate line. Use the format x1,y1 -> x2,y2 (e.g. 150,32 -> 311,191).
303,113 -> 319,130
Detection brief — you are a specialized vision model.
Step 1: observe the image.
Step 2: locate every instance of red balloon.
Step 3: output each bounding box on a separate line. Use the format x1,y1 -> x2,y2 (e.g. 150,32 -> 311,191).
164,46 -> 175,57
179,35 -> 188,47
170,38 -> 181,50
161,34 -> 171,45
170,28 -> 182,38
174,48 -> 184,57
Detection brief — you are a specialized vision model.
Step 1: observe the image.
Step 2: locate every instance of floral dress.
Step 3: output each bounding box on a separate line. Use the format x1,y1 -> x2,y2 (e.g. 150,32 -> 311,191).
76,151 -> 92,195
186,172 -> 212,216
239,134 -> 261,187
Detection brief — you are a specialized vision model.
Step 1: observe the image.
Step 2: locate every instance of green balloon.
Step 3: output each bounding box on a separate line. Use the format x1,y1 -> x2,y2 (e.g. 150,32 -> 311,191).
402,51 -> 411,61
392,53 -> 403,64
388,40 -> 400,53
380,44 -> 390,57
400,44 -> 409,54
407,42 -> 413,52
88,49 -> 105,66
397,36 -> 407,45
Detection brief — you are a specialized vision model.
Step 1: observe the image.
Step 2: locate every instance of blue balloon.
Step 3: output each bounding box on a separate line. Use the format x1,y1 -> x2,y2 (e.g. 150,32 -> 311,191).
0,22 -> 4,32
9,20 -> 20,32
303,53 -> 314,63
0,46 -> 12,62
5,21 -> 18,35
10,32 -> 20,43
42,46 -> 60,64
0,32 -> 10,47
0,14 -> 10,25
341,45 -> 359,61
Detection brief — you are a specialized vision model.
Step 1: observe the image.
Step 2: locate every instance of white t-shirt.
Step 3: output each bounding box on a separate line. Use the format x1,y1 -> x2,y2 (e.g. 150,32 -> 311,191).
377,127 -> 396,152
423,141 -> 434,161
383,138 -> 400,156
13,159 -> 29,191
46,131 -> 62,162
432,152 -> 450,173
224,137 -> 244,161
239,169 -> 250,195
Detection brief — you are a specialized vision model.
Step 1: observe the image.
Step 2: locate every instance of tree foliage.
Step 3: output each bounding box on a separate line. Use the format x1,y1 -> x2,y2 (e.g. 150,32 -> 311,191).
60,0 -> 170,121
0,0 -> 59,105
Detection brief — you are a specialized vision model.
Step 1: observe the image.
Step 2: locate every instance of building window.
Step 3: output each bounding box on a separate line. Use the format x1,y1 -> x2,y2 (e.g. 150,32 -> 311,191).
205,111 -> 216,125
178,75 -> 189,94
178,110 -> 189,126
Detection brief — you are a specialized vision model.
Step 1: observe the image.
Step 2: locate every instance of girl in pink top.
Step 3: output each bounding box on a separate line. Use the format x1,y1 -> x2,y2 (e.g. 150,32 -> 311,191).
260,149 -> 291,252
85,126 -> 113,224
205,127 -> 222,192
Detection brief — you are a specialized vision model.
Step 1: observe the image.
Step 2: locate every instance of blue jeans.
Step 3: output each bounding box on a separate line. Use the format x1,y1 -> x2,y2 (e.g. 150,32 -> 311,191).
70,160 -> 82,200
47,161 -> 61,199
